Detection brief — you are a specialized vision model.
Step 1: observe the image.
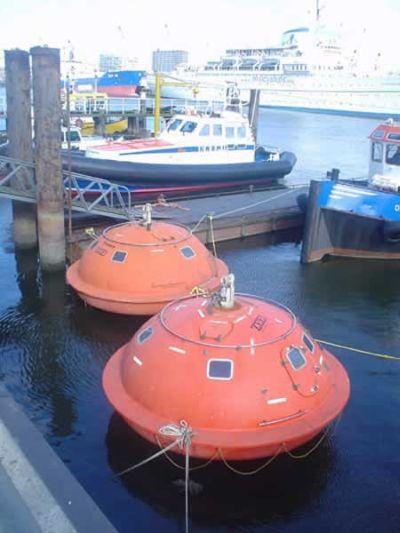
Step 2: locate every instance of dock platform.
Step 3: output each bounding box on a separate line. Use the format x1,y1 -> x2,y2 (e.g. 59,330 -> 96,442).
68,185 -> 307,261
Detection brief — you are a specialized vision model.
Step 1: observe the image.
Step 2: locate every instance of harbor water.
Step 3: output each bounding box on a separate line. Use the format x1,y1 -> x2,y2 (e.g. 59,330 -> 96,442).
0,109 -> 399,532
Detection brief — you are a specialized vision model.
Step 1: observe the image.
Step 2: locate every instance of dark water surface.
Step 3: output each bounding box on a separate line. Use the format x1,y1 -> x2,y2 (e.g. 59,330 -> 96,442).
0,110 -> 400,532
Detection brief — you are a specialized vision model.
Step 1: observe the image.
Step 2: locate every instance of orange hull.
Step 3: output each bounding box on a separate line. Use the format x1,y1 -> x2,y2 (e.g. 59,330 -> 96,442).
104,345 -> 349,460
103,294 -> 350,460
67,220 -> 228,315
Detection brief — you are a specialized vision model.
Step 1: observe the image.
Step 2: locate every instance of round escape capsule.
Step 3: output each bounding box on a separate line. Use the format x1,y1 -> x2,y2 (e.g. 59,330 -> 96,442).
103,275 -> 350,460
67,205 -> 228,315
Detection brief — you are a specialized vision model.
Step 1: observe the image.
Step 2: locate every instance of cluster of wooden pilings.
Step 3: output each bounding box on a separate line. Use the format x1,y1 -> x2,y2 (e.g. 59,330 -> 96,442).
5,47 -> 65,271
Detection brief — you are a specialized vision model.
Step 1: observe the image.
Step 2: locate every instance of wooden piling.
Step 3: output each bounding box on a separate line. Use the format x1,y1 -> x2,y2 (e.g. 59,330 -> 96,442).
127,115 -> 138,137
4,49 -> 38,249
300,180 -> 332,263
30,46 -> 65,271
94,111 -> 106,136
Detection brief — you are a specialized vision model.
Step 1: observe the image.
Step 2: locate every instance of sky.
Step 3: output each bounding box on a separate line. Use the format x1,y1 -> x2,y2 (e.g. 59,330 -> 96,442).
0,0 -> 399,70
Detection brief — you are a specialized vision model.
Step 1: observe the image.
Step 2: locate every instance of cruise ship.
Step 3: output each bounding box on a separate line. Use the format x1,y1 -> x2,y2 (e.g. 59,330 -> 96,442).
165,10 -> 400,118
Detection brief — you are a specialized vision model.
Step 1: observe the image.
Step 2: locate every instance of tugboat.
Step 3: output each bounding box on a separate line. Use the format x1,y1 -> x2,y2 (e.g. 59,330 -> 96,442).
301,119 -> 400,262
103,274 -> 350,460
67,205 -> 228,315
66,108 -> 296,198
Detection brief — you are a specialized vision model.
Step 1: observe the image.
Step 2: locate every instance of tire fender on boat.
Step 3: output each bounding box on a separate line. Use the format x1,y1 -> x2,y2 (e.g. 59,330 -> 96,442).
382,221 -> 400,244
296,193 -> 308,214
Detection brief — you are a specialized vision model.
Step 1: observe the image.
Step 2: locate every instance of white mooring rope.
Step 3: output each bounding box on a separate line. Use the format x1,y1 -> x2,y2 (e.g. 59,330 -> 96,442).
115,420 -> 193,533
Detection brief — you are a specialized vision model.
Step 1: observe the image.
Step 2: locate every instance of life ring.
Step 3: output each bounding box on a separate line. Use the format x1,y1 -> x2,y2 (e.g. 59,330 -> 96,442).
382,221 -> 400,244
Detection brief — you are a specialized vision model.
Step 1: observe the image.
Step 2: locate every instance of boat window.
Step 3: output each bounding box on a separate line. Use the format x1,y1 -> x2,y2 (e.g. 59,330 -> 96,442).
137,326 -> 153,344
207,359 -> 233,380
372,130 -> 384,139
167,119 -> 183,132
213,124 -> 223,136
67,130 -> 81,142
237,126 -> 246,138
386,144 -> 400,166
303,334 -> 314,353
371,142 -> 383,163
181,121 -> 197,134
388,133 -> 400,141
112,251 -> 127,263
181,246 -> 196,258
226,127 -> 235,139
199,124 -> 210,136
287,347 -> 307,370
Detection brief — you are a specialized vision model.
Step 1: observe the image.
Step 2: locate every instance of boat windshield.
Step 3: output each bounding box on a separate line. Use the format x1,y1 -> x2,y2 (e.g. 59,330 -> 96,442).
386,144 -> 400,166
181,121 -> 198,134
62,130 -> 81,142
239,59 -> 258,70
167,119 -> 183,132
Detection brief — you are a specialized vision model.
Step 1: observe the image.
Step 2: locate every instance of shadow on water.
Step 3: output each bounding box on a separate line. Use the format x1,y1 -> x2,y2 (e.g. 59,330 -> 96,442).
0,248 -> 77,437
0,244 -> 146,440
106,413 -> 337,530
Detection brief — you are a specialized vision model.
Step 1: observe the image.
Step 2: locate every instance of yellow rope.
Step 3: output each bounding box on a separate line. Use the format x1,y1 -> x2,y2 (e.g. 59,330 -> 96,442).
316,339 -> 400,362
216,444 -> 283,475
207,214 -> 218,258
190,286 -> 208,296
283,414 -> 342,459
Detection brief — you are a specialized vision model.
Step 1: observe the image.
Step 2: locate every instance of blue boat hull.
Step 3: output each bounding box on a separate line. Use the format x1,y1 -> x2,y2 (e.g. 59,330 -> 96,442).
302,180 -> 400,261
64,151 -> 296,196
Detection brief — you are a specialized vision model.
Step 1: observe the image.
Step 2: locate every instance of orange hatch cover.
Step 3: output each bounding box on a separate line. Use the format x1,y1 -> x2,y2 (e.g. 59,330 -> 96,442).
67,211 -> 228,315
103,275 -> 350,460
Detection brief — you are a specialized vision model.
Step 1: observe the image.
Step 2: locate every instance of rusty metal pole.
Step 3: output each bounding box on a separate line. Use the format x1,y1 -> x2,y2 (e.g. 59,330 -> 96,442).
4,49 -> 38,249
30,46 -> 65,271
248,89 -> 260,143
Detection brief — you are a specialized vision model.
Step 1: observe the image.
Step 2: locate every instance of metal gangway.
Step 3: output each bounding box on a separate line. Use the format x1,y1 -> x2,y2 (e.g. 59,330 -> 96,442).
0,155 -> 135,220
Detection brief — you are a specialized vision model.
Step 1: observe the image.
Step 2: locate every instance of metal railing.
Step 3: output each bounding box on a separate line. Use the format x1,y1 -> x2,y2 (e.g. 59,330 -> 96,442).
63,170 -> 133,218
0,95 -> 228,118
66,96 -> 226,116
0,155 -> 134,220
0,155 -> 35,192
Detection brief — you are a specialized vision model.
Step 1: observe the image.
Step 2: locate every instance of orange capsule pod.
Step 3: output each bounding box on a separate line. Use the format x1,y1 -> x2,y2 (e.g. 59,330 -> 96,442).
103,275 -> 350,461
67,207 -> 228,315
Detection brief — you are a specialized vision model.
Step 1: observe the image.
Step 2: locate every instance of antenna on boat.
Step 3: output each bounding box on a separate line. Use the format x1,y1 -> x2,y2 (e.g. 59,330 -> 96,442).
142,203 -> 152,230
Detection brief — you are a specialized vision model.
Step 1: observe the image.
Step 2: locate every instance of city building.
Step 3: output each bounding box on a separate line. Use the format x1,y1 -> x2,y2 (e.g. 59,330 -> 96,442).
98,53 -> 140,73
99,54 -> 123,72
152,50 -> 188,73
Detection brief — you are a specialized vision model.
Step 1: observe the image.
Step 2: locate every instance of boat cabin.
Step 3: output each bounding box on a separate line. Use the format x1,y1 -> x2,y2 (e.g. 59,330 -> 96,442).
162,110 -> 254,145
369,120 -> 400,180
61,127 -> 82,150
85,110 -> 266,165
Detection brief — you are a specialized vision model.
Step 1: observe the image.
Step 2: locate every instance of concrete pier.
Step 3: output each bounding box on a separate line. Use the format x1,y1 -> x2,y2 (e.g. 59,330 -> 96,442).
31,46 -> 65,271
0,385 -> 116,532
4,49 -> 38,249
